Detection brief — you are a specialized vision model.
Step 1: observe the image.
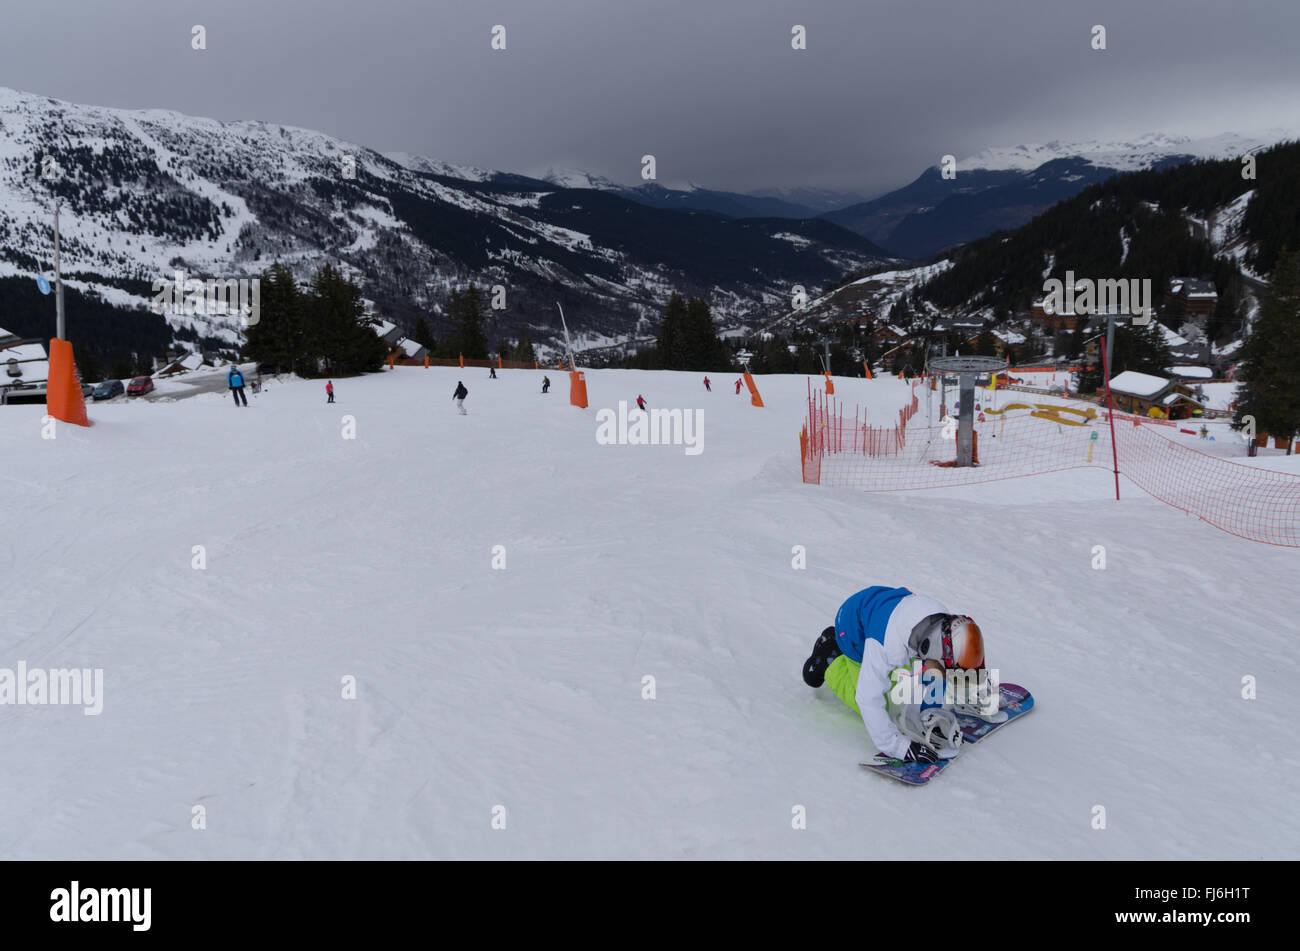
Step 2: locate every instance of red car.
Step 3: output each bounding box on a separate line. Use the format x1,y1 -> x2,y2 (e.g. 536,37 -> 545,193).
127,376 -> 155,396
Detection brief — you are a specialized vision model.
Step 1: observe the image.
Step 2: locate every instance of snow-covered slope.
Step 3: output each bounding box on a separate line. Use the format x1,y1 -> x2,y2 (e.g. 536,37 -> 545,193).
2,366 -> 1294,858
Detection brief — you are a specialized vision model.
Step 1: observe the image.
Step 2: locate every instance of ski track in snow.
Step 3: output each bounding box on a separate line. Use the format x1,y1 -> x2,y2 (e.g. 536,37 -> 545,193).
1,368 -> 1297,858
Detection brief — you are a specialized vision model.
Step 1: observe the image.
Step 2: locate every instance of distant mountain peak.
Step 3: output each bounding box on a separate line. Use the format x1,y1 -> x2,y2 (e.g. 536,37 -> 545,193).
958,131 -> 1295,173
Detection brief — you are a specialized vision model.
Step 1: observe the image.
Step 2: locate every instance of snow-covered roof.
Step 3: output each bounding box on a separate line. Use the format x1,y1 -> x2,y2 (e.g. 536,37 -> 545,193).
994,330 -> 1026,344
1158,324 -> 1188,347
180,352 -> 204,370
1,342 -> 49,385
1162,391 -> 1203,406
373,320 -> 397,338
397,337 -> 423,357
1180,279 -> 1217,298
1109,370 -> 1170,397
1166,365 -> 1213,379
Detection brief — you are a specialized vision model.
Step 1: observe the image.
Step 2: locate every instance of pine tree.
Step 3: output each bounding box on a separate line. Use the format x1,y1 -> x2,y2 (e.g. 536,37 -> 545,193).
655,293 -> 690,369
1235,246 -> 1300,445
515,329 -> 537,363
447,286 -> 489,359
412,315 -> 436,351
683,296 -> 726,370
308,264 -> 386,375
243,261 -> 307,374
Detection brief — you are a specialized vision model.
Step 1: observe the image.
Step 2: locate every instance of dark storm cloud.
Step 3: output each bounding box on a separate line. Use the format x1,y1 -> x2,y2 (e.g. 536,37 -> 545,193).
3,0 -> 1298,195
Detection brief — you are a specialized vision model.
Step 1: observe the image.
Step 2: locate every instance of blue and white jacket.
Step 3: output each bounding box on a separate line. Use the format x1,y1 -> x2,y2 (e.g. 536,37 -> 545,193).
834,586 -> 949,758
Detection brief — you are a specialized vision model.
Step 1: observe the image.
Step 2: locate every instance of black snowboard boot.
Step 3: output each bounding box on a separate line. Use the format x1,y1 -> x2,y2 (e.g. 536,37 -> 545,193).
802,626 -> 841,688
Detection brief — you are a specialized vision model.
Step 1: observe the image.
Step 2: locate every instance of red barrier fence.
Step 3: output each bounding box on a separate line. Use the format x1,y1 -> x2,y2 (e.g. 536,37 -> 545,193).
802,391 -> 1300,547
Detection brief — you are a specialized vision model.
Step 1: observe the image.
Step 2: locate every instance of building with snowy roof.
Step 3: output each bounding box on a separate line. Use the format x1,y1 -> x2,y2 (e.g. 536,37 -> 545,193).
0,329 -> 49,397
1108,371 -> 1205,419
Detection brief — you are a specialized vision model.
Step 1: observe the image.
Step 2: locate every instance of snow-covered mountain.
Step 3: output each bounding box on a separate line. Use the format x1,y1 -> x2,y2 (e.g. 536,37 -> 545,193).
0,86 -> 892,360
824,130 -> 1298,260
959,130 -> 1294,173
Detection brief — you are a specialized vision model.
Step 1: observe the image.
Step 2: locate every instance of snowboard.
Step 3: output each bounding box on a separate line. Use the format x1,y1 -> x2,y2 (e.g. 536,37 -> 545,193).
861,682 -> 1034,786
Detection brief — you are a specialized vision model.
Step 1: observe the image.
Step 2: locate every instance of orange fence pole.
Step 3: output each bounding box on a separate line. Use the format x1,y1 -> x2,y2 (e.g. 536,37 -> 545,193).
743,371 -> 764,408
569,369 -> 588,409
46,338 -> 89,427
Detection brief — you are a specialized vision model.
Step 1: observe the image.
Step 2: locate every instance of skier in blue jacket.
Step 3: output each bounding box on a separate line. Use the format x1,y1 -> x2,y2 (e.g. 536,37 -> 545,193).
228,365 -> 247,407
801,586 -> 989,764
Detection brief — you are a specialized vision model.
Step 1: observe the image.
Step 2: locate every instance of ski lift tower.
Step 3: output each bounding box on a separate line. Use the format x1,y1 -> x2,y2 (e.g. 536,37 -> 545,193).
928,355 -> 1004,467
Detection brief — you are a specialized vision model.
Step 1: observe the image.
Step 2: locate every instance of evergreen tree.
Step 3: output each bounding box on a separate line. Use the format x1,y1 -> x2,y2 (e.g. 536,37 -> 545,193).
515,329 -> 537,363
1234,246 -> 1300,444
412,315 -> 436,352
308,264 -> 386,375
655,293 -> 691,369
683,296 -> 727,370
243,262 -> 308,374
1206,277 -> 1243,345
74,343 -> 102,383
447,286 -> 489,359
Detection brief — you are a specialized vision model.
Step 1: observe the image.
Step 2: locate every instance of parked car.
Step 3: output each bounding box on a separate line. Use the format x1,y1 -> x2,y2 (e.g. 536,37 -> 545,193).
80,383 -> 94,398
127,376 -> 155,396
92,379 -> 124,401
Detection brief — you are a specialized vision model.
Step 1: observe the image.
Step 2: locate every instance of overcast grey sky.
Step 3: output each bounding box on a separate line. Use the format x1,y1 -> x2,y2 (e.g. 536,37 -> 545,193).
3,0 -> 1298,195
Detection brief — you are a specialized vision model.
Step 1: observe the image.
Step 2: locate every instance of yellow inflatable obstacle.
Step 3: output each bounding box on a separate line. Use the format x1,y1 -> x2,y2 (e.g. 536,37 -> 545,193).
984,402 -> 1097,426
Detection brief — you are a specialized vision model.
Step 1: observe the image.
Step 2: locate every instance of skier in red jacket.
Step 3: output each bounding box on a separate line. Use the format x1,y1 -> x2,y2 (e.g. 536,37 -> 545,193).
636,394 -> 647,413
326,380 -> 334,403
734,378 -> 743,395
703,376 -> 711,392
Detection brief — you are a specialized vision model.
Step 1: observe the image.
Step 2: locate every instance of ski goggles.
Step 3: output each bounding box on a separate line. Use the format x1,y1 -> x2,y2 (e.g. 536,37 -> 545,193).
941,615 -> 985,669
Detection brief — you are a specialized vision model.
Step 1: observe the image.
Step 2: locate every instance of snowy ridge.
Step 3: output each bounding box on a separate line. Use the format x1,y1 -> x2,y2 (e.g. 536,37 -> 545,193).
0,86 -> 888,356
959,131 -> 1294,172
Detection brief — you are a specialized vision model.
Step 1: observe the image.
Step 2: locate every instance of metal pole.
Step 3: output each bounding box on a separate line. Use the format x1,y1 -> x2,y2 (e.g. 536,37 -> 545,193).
1100,329 -> 1121,501
1104,313 -> 1114,386
54,201 -> 65,340
957,372 -> 975,466
555,302 -> 575,372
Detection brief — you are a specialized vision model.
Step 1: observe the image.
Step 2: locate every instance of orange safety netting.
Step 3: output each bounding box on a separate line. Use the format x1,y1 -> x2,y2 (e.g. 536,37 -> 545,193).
801,385 -> 1300,547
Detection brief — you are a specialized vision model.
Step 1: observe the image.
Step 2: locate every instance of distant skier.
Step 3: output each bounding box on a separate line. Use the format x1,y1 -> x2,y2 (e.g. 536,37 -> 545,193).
703,376 -> 711,392
228,364 -> 247,407
636,394 -> 647,413
801,586 -> 992,764
734,378 -> 743,395
541,376 -> 551,394
490,367 -> 497,379
1199,425 -> 1208,438
326,380 -> 335,403
453,380 -> 468,414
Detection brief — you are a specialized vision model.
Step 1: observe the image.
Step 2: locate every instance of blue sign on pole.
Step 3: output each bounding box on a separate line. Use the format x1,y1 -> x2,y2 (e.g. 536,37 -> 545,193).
36,274 -> 51,295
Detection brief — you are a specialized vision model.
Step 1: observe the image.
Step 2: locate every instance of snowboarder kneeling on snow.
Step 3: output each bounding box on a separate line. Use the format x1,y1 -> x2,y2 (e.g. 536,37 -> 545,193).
453,380 -> 468,414
802,586 -> 995,765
